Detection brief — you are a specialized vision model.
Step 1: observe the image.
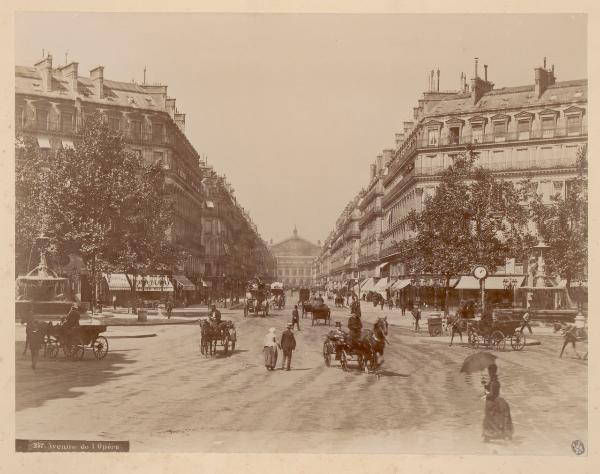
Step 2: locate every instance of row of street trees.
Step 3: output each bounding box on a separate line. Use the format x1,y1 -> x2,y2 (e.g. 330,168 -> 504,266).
16,113 -> 187,306
401,145 -> 587,313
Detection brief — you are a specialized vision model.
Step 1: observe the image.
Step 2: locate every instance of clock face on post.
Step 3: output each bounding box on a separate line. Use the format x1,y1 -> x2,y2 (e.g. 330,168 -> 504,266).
473,266 -> 488,280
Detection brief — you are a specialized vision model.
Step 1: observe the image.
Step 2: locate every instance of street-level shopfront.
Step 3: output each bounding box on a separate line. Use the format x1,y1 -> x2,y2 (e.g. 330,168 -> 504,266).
101,273 -> 174,307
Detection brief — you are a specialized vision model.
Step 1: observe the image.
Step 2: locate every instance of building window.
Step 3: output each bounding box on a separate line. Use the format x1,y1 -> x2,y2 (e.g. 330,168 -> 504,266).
152,123 -> 164,143
566,115 -> 582,136
36,109 -> 48,130
541,117 -> 555,138
130,120 -> 142,139
448,126 -> 460,145
564,145 -> 579,166
517,119 -> 531,140
427,128 -> 439,146
493,121 -> 507,142
153,151 -> 164,164
516,148 -> 529,169
540,147 -> 554,167
471,123 -> 483,143
491,150 -> 506,170
61,112 -> 73,133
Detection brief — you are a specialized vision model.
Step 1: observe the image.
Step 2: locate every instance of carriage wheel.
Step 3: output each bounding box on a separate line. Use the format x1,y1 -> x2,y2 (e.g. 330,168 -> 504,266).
432,327 -> 442,337
490,330 -> 506,351
510,331 -> 526,351
323,342 -> 331,367
92,336 -> 109,360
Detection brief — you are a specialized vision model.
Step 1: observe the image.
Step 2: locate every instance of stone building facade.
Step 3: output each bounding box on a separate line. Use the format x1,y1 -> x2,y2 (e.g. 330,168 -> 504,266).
270,228 -> 320,289
316,59 -> 587,307
15,54 -> 273,299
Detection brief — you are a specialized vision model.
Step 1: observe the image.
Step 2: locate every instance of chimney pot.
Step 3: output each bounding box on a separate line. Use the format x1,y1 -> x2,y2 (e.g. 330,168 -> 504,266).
474,57 -> 479,77
34,54 -> 53,92
484,64 -> 488,81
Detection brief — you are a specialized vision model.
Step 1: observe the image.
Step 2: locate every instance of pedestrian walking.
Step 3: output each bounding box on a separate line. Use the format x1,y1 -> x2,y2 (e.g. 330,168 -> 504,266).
263,327 -> 279,371
449,315 -> 463,346
280,323 -> 297,371
400,299 -> 406,316
112,295 -> 117,311
412,307 -> 421,332
519,311 -> 532,334
165,299 -> 173,319
481,364 -> 513,442
291,305 -> 300,331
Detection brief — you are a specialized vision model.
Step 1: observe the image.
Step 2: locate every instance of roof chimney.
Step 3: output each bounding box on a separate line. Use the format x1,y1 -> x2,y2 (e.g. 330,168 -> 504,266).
403,121 -> 414,135
474,57 -> 479,78
34,54 -> 53,92
395,132 -> 404,148
90,66 -> 104,99
534,60 -> 556,98
376,154 -> 384,174
166,98 -> 176,117
484,64 -> 488,82
56,61 -> 79,93
470,61 -> 493,105
369,163 -> 376,181
436,68 -> 440,91
382,149 -> 394,166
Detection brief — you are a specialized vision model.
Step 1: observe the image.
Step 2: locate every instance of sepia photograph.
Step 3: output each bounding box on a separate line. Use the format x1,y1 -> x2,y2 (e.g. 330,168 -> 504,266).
11,10 -> 589,458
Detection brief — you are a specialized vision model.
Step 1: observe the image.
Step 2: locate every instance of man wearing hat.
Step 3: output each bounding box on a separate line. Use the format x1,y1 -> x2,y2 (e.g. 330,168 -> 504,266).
280,323 -> 297,371
291,305 -> 300,331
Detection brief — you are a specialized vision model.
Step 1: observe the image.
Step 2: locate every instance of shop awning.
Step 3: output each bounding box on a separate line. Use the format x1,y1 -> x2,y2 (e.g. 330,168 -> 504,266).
172,274 -> 196,291
61,138 -> 75,149
373,277 -> 389,292
37,136 -> 51,149
359,277 -> 376,293
455,275 -> 525,290
134,275 -> 174,292
103,273 -> 131,291
390,278 -> 411,291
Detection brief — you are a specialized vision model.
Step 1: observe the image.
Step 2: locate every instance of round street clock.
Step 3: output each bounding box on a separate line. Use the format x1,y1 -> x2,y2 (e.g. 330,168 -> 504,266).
473,265 -> 488,280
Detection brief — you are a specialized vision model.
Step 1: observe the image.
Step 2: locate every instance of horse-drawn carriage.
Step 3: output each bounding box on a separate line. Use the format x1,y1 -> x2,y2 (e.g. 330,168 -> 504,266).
244,279 -> 270,317
323,317 -> 389,374
43,322 -> 109,361
298,287 -> 311,317
302,294 -> 331,326
200,318 -> 236,356
270,282 -> 286,310
466,314 -> 526,351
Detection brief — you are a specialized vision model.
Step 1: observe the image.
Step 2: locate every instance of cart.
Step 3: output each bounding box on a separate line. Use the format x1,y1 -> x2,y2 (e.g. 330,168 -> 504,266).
46,324 -> 109,361
467,316 -> 526,351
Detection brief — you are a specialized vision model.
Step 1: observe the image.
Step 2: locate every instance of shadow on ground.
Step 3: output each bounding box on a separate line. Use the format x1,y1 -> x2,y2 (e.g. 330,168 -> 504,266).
16,341 -> 136,411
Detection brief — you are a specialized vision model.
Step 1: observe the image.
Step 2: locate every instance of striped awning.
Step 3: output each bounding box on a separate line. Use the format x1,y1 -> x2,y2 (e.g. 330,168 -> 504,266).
390,278 -> 411,291
455,275 -> 525,290
172,274 -> 196,291
360,277 -> 376,293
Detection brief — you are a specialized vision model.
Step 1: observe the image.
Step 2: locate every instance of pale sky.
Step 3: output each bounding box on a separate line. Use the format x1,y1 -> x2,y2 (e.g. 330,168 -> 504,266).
15,13 -> 587,245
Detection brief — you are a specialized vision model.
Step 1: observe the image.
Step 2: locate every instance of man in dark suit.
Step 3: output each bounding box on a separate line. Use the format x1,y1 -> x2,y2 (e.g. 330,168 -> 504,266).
291,305 -> 300,331
280,323 -> 297,371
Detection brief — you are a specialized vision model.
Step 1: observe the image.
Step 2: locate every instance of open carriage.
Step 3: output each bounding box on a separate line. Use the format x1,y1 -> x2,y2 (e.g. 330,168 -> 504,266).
466,314 -> 526,351
45,323 -> 109,361
270,282 -> 286,310
199,319 -> 237,356
244,279 -> 270,317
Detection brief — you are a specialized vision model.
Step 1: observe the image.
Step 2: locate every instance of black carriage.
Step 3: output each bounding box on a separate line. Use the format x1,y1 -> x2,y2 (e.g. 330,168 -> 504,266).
200,319 -> 237,356
270,282 -> 286,310
45,323 -> 109,361
467,315 -> 526,351
298,287 -> 311,317
323,330 -> 364,370
303,295 -> 331,326
244,280 -> 269,317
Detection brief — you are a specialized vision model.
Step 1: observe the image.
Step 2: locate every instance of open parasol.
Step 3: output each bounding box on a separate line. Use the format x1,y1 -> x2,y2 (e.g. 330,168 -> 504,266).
460,351 -> 497,374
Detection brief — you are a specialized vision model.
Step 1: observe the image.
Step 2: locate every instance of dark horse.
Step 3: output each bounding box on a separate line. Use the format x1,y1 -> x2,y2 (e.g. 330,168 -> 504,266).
358,317 -> 389,373
200,319 -> 235,356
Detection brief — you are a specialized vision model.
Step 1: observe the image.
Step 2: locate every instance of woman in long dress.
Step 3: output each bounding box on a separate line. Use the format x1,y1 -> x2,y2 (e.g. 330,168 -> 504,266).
263,327 -> 279,370
482,364 -> 514,441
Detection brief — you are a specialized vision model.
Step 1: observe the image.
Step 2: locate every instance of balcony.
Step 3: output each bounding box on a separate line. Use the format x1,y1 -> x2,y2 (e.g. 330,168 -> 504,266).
418,126 -> 587,149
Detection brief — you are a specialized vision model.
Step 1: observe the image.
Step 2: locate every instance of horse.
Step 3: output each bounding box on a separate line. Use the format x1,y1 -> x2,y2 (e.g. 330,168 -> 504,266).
358,317 -> 389,373
554,322 -> 588,359
200,319 -> 215,356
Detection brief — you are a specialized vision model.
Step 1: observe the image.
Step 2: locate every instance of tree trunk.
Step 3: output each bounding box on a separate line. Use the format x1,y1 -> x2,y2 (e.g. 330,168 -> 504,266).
91,255 -> 96,316
444,275 -> 451,316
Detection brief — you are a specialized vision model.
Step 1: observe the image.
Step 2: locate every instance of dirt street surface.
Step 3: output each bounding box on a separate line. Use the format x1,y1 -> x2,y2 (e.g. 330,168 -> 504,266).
16,304 -> 587,455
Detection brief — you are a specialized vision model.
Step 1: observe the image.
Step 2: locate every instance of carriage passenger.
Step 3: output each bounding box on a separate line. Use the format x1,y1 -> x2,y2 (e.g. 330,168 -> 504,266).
348,311 -> 362,349
64,304 -> 80,329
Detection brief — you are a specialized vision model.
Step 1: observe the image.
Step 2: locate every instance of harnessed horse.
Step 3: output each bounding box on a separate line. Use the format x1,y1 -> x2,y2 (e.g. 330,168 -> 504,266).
359,317 -> 389,373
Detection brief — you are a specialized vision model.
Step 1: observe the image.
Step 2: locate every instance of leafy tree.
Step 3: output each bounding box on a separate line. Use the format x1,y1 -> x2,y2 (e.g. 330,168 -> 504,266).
15,113 -> 185,306
408,146 -> 534,313
529,145 -> 587,303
